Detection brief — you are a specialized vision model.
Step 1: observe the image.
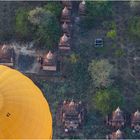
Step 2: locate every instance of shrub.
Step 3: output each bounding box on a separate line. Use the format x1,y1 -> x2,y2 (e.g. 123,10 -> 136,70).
69,53 -> 79,64
115,48 -> 125,57
106,29 -> 117,39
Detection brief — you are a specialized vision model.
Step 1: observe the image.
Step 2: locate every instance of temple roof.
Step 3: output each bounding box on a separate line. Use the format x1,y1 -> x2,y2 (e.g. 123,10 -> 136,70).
114,129 -> 123,139
79,0 -> 86,11
0,44 -> 10,56
60,33 -> 69,44
60,100 -> 85,132
62,100 -> 83,116
46,51 -> 54,60
134,110 -> 140,117
69,100 -> 75,107
0,44 -> 14,62
112,107 -> 124,121
115,107 -> 122,113
43,51 -> 56,65
62,7 -> 69,17
62,22 -> 68,30
132,110 -> 140,122
62,33 -> 68,42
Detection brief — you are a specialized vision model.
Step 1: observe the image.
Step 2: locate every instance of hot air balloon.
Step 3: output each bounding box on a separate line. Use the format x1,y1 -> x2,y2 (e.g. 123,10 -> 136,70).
0,65 -> 52,139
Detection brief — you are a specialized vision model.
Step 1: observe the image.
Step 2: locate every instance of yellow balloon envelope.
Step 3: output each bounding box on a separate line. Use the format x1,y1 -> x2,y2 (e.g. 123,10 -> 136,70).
0,65 -> 52,139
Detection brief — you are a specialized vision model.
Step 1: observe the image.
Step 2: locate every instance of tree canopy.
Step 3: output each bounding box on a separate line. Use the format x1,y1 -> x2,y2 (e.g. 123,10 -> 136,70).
28,7 -> 61,48
28,7 -> 45,25
128,16 -> 140,41
88,59 -> 115,88
15,8 -> 31,38
43,2 -> 62,18
35,10 -> 61,48
16,4 -> 61,48
94,88 -> 124,116
81,1 -> 113,29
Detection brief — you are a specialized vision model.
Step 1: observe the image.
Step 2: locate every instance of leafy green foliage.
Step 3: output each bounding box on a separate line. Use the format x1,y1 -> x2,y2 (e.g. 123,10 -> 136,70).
65,59 -> 90,98
69,53 -> 79,64
88,59 -> 115,88
15,8 -> 31,38
28,7 -> 45,25
0,2 -> 19,41
28,7 -> 61,49
128,16 -> 140,40
94,88 -> 124,115
102,21 -> 116,30
115,48 -> 125,57
106,29 -> 117,39
81,1 -> 113,29
43,2 -> 62,18
36,11 -> 60,48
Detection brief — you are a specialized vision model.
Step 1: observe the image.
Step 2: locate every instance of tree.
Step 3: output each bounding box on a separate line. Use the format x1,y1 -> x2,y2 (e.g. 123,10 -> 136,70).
28,8 -> 61,49
36,11 -> 60,49
80,1 -> 113,29
0,2 -> 19,41
28,7 -> 45,25
94,88 -> 124,116
43,2 -> 62,18
128,16 -> 140,41
88,59 -> 115,88
15,8 -> 32,39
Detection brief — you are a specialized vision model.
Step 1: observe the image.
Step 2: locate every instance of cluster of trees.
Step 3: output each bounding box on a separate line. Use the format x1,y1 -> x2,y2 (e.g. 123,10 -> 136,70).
94,88 -> 124,116
35,1 -> 140,138
63,45 -> 124,117
64,46 -> 124,117
0,2 -> 62,48
0,2 -> 19,42
128,16 -> 140,41
88,59 -> 124,116
15,2 -> 62,49
127,1 -> 140,41
80,1 -> 113,29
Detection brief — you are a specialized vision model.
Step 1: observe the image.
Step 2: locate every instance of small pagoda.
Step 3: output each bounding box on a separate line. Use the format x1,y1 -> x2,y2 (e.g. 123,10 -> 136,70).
106,107 -> 125,129
79,0 -> 86,16
0,44 -> 15,67
61,7 -> 71,23
58,100 -> 85,133
106,129 -> 123,140
131,110 -> 140,132
62,0 -> 72,10
41,51 -> 57,71
61,22 -> 70,37
59,33 -> 70,52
